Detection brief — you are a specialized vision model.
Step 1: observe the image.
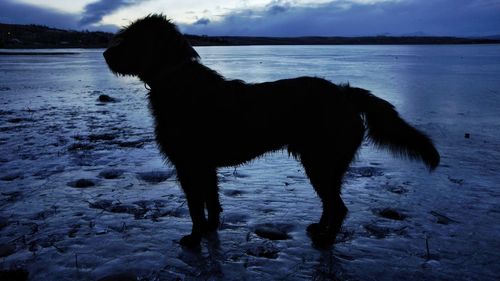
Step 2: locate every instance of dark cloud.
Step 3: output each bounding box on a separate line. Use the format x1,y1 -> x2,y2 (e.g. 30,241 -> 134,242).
0,0 -> 80,29
0,0 -> 121,32
80,0 -> 149,26
194,18 -> 211,25
266,1 -> 291,15
180,0 -> 500,37
1,0 -> 498,36
0,0 -> 148,32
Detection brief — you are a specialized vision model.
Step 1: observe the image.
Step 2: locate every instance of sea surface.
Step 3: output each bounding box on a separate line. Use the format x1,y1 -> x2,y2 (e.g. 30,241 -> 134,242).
0,45 -> 499,280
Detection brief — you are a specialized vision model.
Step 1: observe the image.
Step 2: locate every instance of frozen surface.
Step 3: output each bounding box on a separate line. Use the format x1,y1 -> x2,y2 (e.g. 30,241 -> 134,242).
0,45 -> 499,280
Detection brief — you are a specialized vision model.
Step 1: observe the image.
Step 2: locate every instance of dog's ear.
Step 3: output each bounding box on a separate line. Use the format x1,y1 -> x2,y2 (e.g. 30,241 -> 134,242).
154,22 -> 200,63
162,19 -> 200,61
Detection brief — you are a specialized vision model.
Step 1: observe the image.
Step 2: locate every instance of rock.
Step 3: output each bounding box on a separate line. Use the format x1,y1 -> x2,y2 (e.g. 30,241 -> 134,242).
246,243 -> 279,259
254,223 -> 292,240
223,189 -> 245,197
109,204 -> 138,214
0,173 -> 22,181
430,211 -> 459,225
98,169 -> 124,179
0,244 -> 16,257
1,191 -> 22,202
377,208 -> 407,221
448,176 -> 464,185
422,259 -> 441,269
97,272 -> 137,281
386,185 -> 409,194
7,118 -> 29,123
68,179 -> 96,188
88,133 -> 116,141
0,268 -> 29,281
0,217 -> 8,230
97,94 -> 116,103
89,199 -> 114,210
136,170 -> 174,183
363,224 -> 391,239
363,224 -> 407,239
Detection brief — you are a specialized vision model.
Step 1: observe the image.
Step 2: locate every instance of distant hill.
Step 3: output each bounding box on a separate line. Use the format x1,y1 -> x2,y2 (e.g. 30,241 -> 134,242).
1,23 -> 499,49
185,34 -> 500,46
0,23 -> 113,48
480,34 -> 500,40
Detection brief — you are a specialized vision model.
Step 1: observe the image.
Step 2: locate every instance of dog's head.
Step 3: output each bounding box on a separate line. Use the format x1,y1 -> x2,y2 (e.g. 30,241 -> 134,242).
103,14 -> 199,79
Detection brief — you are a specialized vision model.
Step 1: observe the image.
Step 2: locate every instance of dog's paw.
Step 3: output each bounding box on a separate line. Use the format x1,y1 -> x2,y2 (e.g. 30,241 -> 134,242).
311,232 -> 336,249
307,223 -> 337,248
179,234 -> 201,249
306,223 -> 325,235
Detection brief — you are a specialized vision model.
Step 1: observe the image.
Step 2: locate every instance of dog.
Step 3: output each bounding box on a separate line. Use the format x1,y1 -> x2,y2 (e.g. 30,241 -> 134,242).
103,14 -> 439,248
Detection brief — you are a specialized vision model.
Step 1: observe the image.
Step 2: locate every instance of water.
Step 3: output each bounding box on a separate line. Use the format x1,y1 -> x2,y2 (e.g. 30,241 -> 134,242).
0,45 -> 499,280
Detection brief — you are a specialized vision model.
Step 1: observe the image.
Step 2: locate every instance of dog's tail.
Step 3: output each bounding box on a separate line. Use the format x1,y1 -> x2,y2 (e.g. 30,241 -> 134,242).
347,86 -> 440,170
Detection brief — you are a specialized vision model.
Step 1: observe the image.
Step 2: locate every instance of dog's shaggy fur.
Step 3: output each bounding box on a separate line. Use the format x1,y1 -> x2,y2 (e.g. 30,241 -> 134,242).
104,14 -> 440,248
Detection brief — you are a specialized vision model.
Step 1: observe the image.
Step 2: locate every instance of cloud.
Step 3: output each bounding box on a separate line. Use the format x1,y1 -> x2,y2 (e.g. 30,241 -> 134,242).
194,18 -> 211,25
0,0 -> 80,29
0,0 -> 150,31
1,0 -> 499,36
80,0 -> 150,26
266,1 -> 291,15
180,0 -> 500,36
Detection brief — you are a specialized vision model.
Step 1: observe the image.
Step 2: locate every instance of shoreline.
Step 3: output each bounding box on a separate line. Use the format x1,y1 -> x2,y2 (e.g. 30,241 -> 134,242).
1,41 -> 499,51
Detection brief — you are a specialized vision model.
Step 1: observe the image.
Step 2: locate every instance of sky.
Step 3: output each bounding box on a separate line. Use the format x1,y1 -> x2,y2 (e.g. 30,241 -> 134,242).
1,0 -> 499,36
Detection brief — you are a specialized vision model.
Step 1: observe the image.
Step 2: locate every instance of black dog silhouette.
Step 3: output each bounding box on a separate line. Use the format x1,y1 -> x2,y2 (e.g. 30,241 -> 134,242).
104,14 -> 439,248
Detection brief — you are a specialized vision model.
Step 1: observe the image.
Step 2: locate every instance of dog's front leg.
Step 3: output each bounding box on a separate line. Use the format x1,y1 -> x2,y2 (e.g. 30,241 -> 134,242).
176,164 -> 218,248
205,172 -> 222,232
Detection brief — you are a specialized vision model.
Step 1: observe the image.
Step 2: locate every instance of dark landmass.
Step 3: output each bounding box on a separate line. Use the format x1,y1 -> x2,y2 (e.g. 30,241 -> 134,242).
1,23 -> 499,49
186,34 -> 500,46
0,23 -> 112,49
0,51 -> 79,55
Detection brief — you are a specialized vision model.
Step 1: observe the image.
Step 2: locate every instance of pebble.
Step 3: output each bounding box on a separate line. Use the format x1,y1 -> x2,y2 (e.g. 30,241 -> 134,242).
99,169 -> 124,179
97,94 -> 117,103
0,244 -> 16,258
254,223 -> 292,240
68,179 -> 96,188
136,170 -> 174,183
377,208 -> 407,221
97,272 -> 137,281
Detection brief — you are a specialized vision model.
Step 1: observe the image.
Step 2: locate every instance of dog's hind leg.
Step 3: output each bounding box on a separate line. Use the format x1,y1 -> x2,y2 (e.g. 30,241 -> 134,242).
176,165 -> 218,248
300,153 -> 348,247
298,124 -> 364,247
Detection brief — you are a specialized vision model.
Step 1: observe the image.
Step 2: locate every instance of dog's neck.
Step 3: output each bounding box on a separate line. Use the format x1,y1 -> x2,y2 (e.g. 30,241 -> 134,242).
141,57 -> 198,89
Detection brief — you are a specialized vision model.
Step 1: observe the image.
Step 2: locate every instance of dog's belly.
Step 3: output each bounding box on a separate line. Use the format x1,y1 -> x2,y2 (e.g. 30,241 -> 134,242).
210,140 -> 285,167
154,120 -> 287,168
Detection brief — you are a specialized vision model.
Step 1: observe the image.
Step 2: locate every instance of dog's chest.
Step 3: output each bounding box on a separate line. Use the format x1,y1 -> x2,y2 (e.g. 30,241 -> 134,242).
148,91 -> 213,137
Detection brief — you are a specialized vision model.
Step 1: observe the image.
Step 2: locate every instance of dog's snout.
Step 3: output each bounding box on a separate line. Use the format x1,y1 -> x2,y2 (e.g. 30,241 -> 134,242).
103,49 -> 109,59
108,37 -> 123,48
103,47 -> 116,61
103,47 -> 115,58
103,37 -> 123,60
